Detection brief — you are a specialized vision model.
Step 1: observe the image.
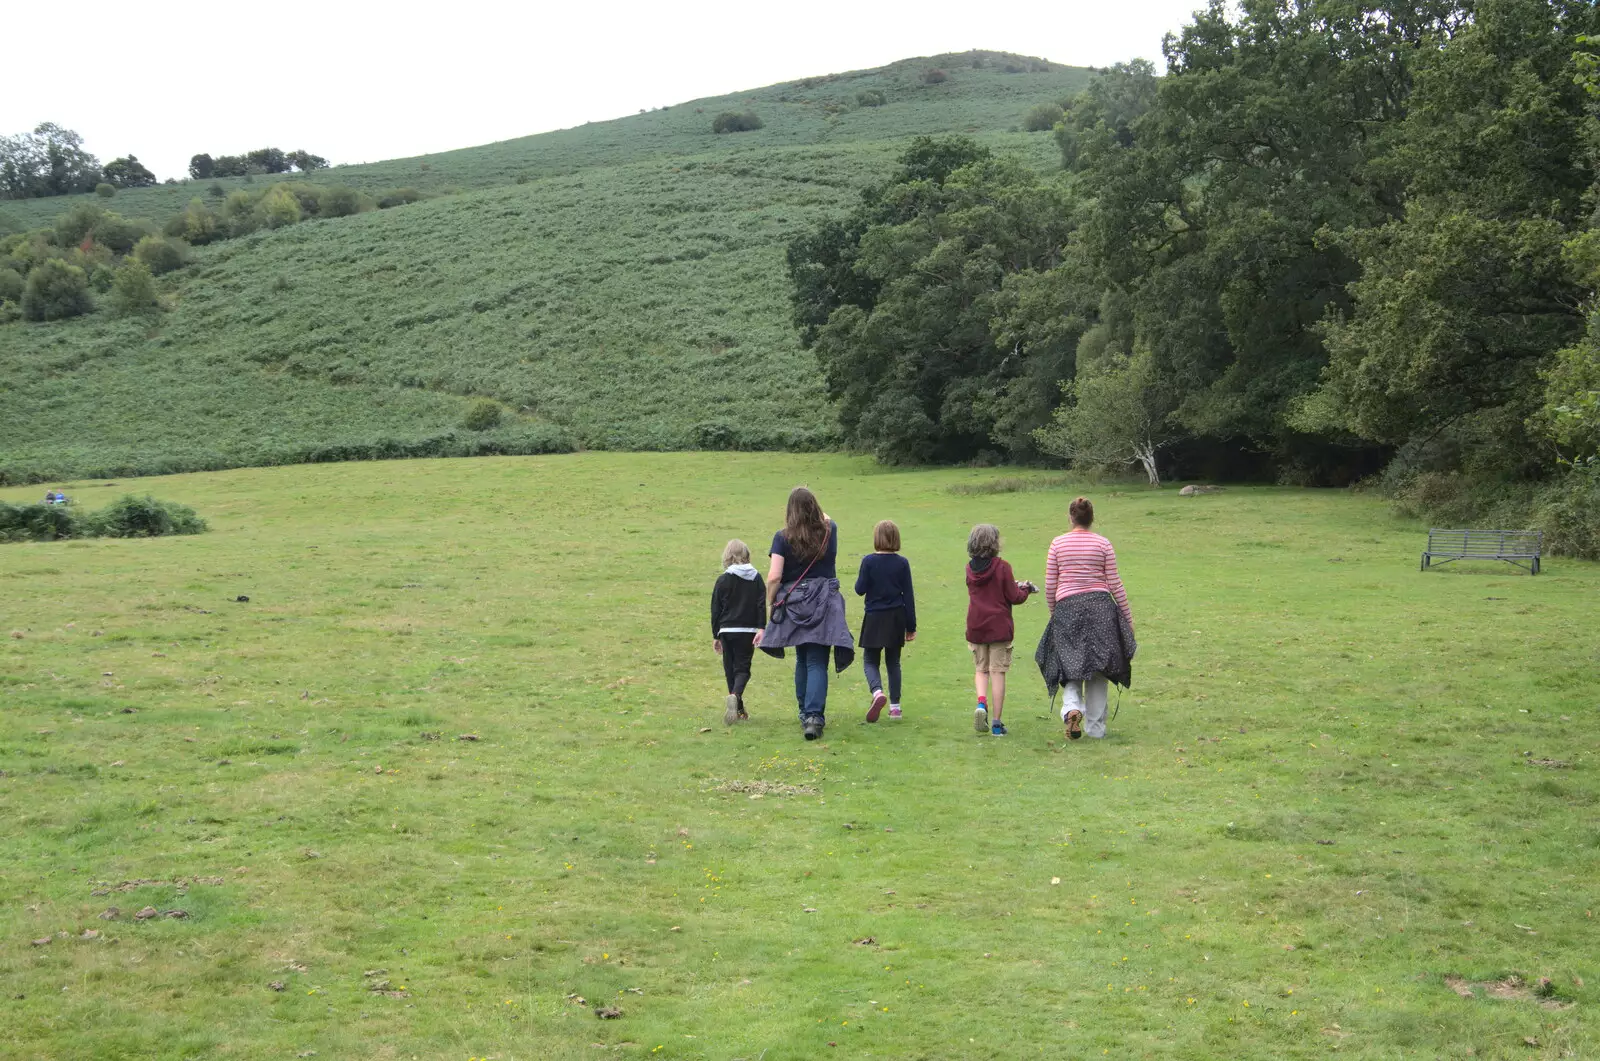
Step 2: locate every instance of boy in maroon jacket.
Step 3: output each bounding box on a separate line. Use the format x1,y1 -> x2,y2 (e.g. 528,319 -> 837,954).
965,523 -> 1038,736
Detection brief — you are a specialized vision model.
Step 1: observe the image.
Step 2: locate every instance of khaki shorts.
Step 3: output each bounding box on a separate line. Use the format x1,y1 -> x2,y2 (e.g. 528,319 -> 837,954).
968,640 -> 1014,673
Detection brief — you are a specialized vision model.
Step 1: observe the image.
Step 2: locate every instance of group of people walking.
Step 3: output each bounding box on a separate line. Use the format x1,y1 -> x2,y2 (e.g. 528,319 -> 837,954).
709,486 -> 1137,742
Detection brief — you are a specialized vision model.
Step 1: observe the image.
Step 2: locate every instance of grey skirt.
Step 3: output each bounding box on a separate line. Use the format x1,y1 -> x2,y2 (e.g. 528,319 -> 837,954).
1035,591 -> 1136,694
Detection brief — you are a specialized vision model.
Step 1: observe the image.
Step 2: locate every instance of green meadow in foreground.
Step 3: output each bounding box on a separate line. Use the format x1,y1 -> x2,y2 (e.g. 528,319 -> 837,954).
1,454 -> 1595,1060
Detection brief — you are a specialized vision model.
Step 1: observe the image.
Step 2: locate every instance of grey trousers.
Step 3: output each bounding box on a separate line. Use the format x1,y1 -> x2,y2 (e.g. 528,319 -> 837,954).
1061,674 -> 1109,738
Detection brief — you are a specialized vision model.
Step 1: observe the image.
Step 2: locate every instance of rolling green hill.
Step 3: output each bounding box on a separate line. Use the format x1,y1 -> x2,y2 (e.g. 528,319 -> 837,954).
0,52 -> 1089,483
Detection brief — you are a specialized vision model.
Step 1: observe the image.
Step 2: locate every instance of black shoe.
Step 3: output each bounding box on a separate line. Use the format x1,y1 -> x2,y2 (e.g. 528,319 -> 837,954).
802,714 -> 825,741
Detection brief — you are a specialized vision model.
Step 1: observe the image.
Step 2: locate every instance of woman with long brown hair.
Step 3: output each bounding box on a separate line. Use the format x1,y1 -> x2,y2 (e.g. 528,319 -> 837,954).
758,486 -> 854,741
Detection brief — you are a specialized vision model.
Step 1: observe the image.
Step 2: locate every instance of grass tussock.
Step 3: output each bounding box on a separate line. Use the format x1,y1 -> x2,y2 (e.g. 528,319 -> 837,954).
946,474 -> 1077,495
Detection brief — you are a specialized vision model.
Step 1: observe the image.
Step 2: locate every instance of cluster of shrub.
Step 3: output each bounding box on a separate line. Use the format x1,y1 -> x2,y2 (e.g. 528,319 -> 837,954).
712,112 -> 764,134
1,181 -> 426,324
164,180 -> 420,246
0,203 -> 187,322
0,494 -> 207,543
1021,102 -> 1067,132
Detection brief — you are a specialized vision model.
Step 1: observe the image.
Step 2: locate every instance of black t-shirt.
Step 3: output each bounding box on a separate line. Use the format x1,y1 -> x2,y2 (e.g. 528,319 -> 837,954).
771,520 -> 838,584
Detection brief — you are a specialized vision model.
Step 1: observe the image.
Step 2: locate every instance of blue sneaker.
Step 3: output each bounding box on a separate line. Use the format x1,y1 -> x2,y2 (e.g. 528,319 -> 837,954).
974,704 -> 988,733
991,722 -> 1008,737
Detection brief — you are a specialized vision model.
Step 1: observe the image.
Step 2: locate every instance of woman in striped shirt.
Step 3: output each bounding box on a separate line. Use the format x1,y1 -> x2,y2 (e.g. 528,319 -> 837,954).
1035,497 -> 1137,740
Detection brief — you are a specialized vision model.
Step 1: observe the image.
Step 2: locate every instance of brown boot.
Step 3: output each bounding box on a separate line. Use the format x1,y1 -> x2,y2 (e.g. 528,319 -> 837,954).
1065,709 -> 1083,741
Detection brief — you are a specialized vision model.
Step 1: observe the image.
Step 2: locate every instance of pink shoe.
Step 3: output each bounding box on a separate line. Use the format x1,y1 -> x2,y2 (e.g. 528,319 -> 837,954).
867,690 -> 887,723
887,704 -> 902,720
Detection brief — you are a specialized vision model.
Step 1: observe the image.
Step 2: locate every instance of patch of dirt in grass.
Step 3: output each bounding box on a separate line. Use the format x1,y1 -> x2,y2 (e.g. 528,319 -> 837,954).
1443,974 -> 1574,1009
364,971 -> 407,998
713,779 -> 819,797
89,876 -> 224,896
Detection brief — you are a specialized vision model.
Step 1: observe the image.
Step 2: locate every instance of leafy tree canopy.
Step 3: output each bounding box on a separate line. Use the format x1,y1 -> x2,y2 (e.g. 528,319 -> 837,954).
0,123 -> 102,200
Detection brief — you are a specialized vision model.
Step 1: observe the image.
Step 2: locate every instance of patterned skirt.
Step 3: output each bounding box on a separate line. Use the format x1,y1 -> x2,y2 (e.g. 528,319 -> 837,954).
1034,591 -> 1137,694
759,577 -> 856,673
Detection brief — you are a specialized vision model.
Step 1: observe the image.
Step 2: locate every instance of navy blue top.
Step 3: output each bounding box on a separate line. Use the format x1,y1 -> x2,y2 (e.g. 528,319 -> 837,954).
771,520 -> 838,585
854,552 -> 916,632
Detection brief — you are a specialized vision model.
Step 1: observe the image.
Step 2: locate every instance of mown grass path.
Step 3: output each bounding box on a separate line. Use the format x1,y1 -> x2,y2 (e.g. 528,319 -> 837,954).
1,454 -> 1595,1059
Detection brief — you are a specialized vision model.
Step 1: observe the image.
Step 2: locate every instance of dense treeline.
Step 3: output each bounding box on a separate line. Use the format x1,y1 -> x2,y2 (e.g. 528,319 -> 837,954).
0,123 -> 157,199
188,149 -> 328,179
1,122 -> 335,200
792,0 -> 1600,555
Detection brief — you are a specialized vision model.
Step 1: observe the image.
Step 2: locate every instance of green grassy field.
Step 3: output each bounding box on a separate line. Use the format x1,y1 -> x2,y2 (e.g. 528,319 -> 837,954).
0,54 -> 1087,483
2,454 -> 1595,1059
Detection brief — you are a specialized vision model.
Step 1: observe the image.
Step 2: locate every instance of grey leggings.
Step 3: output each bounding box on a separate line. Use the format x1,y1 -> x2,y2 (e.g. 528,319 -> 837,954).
862,645 -> 902,702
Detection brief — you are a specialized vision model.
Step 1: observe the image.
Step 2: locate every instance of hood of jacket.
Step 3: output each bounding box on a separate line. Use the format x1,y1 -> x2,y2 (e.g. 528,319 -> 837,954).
725,563 -> 761,581
966,557 -> 998,586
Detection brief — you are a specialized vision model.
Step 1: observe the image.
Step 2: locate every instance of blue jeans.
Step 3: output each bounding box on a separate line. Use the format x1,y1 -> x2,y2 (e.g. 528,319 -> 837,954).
793,643 -> 829,720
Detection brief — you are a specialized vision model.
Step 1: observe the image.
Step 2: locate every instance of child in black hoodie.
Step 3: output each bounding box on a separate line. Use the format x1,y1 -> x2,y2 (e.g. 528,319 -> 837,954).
711,539 -> 767,726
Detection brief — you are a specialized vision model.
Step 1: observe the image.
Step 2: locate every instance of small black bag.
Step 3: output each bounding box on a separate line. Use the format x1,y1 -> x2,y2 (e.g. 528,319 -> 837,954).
769,550 -> 820,626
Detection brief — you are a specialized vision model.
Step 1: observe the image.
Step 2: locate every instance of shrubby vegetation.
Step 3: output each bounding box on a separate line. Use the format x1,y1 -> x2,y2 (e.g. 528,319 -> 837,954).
132,234 -> 186,275
1022,103 -> 1063,132
461,399 -> 502,431
159,180 -> 419,244
109,259 -> 158,316
0,177 -> 418,324
0,494 -> 206,542
377,187 -> 424,209
21,259 -> 92,322
2,204 -> 164,322
711,112 -> 764,133
794,4 -> 1600,554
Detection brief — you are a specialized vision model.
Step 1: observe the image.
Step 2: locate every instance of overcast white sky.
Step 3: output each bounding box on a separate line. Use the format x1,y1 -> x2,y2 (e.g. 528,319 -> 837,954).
4,0 -> 1203,180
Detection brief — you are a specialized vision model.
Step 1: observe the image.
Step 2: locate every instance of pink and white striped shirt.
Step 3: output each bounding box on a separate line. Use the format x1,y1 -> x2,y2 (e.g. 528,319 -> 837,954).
1044,530 -> 1130,621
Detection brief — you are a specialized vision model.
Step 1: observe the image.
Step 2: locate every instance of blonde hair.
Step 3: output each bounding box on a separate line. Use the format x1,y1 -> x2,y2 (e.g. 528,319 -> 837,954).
722,538 -> 751,568
873,520 -> 901,553
967,523 -> 1000,560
